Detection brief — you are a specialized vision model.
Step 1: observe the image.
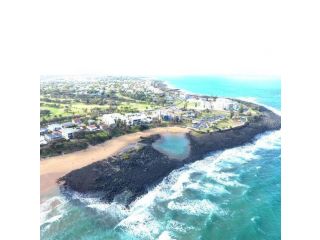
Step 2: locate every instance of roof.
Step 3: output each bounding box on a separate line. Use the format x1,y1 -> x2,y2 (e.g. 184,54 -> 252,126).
40,136 -> 47,145
72,118 -> 82,123
87,125 -> 98,129
47,123 -> 62,129
62,122 -> 75,128
61,128 -> 78,134
45,133 -> 63,140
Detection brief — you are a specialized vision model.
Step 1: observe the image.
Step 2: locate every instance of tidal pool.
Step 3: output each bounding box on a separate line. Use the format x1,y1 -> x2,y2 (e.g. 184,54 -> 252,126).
152,133 -> 190,160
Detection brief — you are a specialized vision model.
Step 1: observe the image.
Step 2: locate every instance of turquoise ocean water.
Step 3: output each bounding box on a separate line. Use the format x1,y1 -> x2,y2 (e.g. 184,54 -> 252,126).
41,76 -> 281,240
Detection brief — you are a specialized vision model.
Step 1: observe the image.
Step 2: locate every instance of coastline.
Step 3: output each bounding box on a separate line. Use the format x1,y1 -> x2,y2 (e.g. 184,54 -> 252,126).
60,102 -> 281,204
40,126 -> 189,200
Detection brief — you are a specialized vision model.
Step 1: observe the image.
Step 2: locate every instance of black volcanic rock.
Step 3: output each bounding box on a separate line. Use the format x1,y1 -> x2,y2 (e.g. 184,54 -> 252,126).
59,103 -> 281,204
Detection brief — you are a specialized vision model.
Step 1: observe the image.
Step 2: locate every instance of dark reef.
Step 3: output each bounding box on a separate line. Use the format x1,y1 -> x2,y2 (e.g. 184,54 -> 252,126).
59,102 -> 281,204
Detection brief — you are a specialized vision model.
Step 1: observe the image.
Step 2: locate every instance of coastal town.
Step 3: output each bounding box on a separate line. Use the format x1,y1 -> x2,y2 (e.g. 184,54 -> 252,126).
40,76 -> 261,157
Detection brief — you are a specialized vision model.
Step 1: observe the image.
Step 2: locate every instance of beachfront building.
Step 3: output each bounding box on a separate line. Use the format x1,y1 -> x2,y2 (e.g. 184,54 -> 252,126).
47,123 -> 62,132
40,135 -> 48,145
44,132 -> 64,142
160,107 -> 182,121
72,118 -> 82,125
102,113 -> 127,126
199,100 -> 214,110
88,119 -> 96,125
146,110 -> 161,121
124,113 -> 152,125
87,125 -> 100,131
181,110 -> 198,120
213,98 -> 240,111
61,128 -> 79,140
62,122 -> 76,128
40,128 -> 48,135
185,98 -> 214,111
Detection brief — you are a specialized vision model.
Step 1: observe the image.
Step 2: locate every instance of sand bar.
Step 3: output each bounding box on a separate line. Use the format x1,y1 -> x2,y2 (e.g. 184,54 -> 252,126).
40,126 -> 189,199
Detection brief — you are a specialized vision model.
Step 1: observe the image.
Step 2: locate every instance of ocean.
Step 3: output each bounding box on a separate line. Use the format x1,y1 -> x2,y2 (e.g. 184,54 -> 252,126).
41,76 -> 281,240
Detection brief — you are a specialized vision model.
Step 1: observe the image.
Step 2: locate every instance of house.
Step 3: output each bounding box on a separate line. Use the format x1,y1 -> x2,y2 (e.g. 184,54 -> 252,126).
44,132 -> 64,142
146,110 -> 161,121
72,118 -> 82,125
182,110 -> 197,119
124,113 -> 150,125
102,113 -> 126,126
62,122 -> 76,128
47,124 -> 62,132
186,98 -> 214,110
160,108 -> 182,121
40,136 -> 48,145
40,128 -> 48,135
213,98 -> 240,111
193,99 -> 214,110
88,119 -> 96,125
61,128 -> 78,140
87,125 -> 99,131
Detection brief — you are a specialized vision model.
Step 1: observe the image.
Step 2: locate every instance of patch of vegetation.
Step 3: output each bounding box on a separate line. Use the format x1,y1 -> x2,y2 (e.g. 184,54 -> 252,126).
75,131 -> 111,145
40,140 -> 88,158
215,119 -> 233,130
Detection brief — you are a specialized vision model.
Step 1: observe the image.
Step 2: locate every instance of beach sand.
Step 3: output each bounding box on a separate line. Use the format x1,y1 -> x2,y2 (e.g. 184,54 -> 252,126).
40,126 -> 190,200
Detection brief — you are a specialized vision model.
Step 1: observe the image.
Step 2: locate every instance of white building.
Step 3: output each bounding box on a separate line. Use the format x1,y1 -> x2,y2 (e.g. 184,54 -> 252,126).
40,136 -> 48,145
146,110 -> 161,120
213,98 -> 239,111
47,123 -> 62,132
87,125 -> 99,131
102,113 -> 127,126
125,113 -> 151,125
61,128 -> 78,140
199,100 -> 214,110
186,98 -> 214,110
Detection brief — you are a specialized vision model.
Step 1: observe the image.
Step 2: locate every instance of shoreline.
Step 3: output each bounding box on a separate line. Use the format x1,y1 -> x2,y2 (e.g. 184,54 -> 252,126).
40,126 -> 189,199
60,103 -> 281,203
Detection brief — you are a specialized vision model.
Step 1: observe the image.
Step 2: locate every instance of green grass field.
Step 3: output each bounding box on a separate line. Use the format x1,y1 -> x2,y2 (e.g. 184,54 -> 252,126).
118,101 -> 159,112
40,97 -> 160,122
40,101 -> 109,121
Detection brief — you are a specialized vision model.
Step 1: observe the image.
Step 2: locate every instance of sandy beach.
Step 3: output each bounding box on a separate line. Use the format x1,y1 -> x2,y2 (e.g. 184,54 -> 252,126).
40,126 -> 189,199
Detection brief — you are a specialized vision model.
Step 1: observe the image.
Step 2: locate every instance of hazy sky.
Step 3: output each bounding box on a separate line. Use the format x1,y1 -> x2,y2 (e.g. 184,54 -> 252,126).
40,1 -> 281,77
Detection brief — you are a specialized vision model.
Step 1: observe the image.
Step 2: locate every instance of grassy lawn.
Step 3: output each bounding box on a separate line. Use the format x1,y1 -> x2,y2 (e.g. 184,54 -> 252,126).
40,98 -> 161,122
215,119 -> 233,129
174,100 -> 186,108
199,110 -> 229,118
118,101 -> 159,112
40,101 -> 110,121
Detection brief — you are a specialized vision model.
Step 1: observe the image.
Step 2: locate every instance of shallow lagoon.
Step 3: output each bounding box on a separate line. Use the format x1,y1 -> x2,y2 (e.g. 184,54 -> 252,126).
152,133 -> 190,160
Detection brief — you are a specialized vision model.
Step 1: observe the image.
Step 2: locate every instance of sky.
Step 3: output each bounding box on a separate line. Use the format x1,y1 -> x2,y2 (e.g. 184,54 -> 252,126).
39,0 -> 281,77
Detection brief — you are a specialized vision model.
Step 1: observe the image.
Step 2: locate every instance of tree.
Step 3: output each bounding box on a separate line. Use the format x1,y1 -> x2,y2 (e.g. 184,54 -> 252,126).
230,110 -> 234,119
40,109 -> 51,117
239,104 -> 244,114
183,102 -> 188,110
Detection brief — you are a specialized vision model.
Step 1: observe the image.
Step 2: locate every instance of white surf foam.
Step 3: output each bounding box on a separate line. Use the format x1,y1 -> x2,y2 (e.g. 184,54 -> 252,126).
41,129 -> 281,239
40,195 -> 68,228
113,131 -> 279,238
167,199 -> 223,216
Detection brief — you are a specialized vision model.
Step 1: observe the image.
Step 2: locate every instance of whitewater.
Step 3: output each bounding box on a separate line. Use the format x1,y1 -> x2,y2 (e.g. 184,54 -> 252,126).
41,130 -> 280,240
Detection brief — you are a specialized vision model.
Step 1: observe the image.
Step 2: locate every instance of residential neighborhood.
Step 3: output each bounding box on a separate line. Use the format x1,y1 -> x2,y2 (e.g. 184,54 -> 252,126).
40,76 -> 260,157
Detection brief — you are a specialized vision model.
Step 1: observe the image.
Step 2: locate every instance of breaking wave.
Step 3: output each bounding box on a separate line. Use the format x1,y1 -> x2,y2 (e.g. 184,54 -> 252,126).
40,130 -> 281,239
